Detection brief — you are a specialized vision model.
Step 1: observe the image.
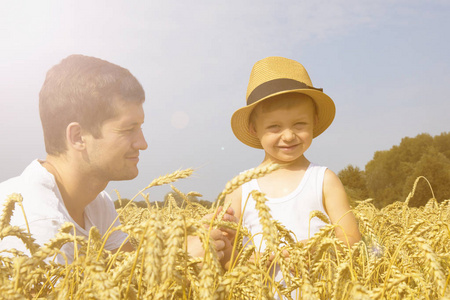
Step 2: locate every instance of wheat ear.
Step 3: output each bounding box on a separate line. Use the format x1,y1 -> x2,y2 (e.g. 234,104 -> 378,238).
215,162 -> 281,205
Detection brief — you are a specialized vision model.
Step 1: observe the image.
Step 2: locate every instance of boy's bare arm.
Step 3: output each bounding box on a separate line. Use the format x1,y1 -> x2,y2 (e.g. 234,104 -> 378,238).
323,169 -> 361,247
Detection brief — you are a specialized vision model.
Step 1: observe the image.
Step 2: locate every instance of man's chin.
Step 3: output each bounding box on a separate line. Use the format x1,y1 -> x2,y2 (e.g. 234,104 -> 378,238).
111,170 -> 139,181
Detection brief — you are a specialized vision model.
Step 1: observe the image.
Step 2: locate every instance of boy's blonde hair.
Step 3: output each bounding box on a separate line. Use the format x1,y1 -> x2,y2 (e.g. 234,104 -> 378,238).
248,93 -> 317,127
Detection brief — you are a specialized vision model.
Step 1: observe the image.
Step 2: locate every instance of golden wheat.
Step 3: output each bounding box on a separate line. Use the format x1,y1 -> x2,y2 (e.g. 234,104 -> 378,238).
0,169 -> 449,299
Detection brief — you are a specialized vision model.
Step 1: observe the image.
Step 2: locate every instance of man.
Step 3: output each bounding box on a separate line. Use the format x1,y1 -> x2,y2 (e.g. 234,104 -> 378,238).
0,54 -> 233,264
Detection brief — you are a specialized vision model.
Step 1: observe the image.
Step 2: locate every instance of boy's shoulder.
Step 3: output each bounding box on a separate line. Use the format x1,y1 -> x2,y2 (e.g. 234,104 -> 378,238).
237,162 -> 328,180
238,167 -> 255,175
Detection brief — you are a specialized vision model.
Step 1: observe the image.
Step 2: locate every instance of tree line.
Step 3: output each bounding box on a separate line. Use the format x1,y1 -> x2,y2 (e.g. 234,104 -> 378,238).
115,132 -> 450,210
338,132 -> 450,208
114,191 -> 213,210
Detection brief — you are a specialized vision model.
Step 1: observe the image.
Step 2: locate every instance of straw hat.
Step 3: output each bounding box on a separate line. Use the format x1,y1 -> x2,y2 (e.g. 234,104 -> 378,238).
231,56 -> 336,148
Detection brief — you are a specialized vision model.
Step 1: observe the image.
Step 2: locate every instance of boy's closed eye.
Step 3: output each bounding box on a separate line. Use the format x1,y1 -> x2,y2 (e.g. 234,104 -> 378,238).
293,122 -> 307,128
266,124 -> 281,132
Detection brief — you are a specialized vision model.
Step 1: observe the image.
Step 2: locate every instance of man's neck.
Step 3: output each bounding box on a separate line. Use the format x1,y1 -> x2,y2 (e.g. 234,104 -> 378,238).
41,155 -> 108,228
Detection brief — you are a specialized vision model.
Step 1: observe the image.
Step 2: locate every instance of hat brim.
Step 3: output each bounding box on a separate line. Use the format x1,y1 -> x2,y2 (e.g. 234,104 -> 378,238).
231,89 -> 336,149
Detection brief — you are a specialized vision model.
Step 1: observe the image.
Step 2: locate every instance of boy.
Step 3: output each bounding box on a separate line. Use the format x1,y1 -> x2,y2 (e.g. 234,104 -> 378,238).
226,56 -> 361,266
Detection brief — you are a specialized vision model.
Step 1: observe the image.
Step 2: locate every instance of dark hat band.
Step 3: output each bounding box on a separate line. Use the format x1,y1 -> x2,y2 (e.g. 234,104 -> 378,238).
246,78 -> 323,105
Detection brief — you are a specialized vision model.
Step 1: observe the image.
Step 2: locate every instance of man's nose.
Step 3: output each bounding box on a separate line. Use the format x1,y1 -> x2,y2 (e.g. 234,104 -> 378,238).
134,129 -> 148,150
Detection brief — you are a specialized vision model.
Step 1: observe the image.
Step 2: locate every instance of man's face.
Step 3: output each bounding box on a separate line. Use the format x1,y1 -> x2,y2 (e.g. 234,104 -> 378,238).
83,100 -> 148,182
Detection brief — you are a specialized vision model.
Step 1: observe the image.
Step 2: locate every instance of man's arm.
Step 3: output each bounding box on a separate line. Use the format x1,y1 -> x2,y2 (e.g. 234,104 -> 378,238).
112,240 -> 134,253
112,207 -> 237,269
219,187 -> 242,270
119,240 -> 135,252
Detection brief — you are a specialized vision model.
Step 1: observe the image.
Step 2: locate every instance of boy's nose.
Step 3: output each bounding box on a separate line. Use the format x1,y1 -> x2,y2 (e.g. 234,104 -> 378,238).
281,129 -> 295,141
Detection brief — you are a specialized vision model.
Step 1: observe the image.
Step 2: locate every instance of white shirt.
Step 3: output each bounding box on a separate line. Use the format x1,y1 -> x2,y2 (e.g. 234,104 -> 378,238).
241,163 -> 328,299
0,160 -> 127,263
241,163 -> 328,251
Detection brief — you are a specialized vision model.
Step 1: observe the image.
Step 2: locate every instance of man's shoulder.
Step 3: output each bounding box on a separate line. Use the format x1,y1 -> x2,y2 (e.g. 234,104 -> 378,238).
0,160 -> 43,185
88,190 -> 114,210
0,174 -> 26,198
0,160 -> 57,205
85,190 -> 118,225
95,190 -> 113,202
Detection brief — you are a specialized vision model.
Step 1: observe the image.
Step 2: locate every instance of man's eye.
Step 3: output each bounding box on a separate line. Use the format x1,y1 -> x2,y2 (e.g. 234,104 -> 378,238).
127,126 -> 144,133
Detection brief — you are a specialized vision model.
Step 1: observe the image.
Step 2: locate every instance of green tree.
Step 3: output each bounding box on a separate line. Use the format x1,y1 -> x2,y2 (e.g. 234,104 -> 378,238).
433,132 -> 450,160
365,149 -> 403,207
403,147 -> 450,207
364,132 -> 450,208
114,198 -> 132,209
338,165 -> 369,207
114,198 -> 148,209
164,191 -> 211,208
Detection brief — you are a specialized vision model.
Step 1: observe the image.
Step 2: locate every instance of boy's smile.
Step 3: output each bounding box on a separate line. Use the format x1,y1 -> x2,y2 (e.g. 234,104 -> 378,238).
278,144 -> 300,152
250,94 -> 316,165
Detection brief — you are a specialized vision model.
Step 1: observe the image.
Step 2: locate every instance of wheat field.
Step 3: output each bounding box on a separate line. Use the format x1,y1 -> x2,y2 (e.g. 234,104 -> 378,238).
0,166 -> 449,299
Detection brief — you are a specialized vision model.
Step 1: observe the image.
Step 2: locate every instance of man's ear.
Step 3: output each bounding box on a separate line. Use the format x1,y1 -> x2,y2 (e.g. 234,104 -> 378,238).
314,114 -> 319,127
66,122 -> 86,151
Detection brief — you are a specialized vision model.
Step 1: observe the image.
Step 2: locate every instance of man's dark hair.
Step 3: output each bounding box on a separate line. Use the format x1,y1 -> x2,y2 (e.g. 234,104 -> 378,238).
39,54 -> 145,155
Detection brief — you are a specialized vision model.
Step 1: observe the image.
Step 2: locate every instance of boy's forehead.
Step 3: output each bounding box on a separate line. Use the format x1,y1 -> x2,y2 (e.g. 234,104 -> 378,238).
256,93 -> 315,113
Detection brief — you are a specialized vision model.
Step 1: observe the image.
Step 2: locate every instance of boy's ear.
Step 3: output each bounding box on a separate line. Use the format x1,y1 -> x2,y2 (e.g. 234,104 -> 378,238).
66,122 -> 86,151
248,122 -> 258,136
314,114 -> 319,127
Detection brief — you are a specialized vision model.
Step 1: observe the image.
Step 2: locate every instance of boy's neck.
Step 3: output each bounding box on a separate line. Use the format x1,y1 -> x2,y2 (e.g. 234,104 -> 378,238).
260,154 -> 310,170
256,156 -> 311,198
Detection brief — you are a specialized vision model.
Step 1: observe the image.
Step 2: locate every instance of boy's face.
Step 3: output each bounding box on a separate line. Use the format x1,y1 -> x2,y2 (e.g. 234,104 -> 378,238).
249,94 -> 317,164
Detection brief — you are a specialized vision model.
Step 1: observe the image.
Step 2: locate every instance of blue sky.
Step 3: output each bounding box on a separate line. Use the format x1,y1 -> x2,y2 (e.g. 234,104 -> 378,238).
0,1 -> 449,202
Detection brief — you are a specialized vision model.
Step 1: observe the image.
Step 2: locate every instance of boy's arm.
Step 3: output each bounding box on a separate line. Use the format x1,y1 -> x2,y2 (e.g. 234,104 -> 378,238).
323,169 -> 361,247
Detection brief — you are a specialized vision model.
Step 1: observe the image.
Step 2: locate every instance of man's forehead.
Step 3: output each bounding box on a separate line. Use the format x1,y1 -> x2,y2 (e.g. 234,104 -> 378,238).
107,100 -> 145,125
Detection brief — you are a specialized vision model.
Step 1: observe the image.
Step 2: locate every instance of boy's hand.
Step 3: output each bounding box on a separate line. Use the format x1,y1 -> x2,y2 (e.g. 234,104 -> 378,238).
201,206 -> 238,268
266,249 -> 289,268
203,206 -> 238,242
187,228 -> 230,261
267,249 -> 302,274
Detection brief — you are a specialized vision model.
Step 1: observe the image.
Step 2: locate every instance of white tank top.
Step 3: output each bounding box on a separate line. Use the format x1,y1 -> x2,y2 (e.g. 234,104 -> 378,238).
241,163 -> 328,251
